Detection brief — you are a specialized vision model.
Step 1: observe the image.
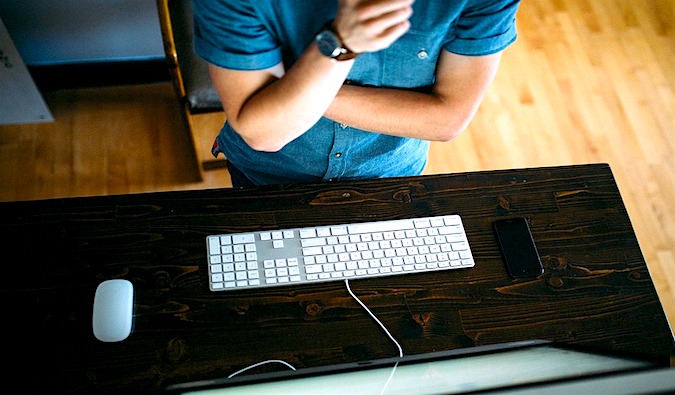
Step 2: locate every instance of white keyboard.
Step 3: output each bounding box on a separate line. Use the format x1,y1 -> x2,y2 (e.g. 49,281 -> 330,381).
206,215 -> 474,291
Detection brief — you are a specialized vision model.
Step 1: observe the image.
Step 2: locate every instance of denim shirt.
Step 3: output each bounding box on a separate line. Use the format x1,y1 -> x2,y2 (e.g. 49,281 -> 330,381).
194,0 -> 520,185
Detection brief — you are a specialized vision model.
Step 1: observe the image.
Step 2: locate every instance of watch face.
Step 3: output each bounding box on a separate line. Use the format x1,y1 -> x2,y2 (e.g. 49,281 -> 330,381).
316,30 -> 341,58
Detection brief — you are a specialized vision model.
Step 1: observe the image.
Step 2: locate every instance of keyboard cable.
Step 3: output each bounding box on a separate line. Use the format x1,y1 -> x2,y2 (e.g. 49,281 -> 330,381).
228,279 -> 404,394
344,279 -> 404,358
345,279 -> 403,395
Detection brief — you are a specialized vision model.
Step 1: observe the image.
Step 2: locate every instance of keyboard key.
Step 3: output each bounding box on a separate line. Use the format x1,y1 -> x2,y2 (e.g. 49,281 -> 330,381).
303,247 -> 323,255
323,263 -> 335,272
453,242 -> 469,251
331,226 -> 348,236
306,266 -> 322,274
208,237 -> 221,255
301,238 -> 326,247
414,218 -> 431,228
317,228 -> 331,237
232,234 -> 254,244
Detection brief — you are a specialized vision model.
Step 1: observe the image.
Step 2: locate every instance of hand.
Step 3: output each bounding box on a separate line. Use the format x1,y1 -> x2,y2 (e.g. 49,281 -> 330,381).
334,0 -> 414,54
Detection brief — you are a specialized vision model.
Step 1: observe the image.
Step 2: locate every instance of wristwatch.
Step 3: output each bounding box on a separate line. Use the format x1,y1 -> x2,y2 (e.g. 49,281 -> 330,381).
315,21 -> 359,61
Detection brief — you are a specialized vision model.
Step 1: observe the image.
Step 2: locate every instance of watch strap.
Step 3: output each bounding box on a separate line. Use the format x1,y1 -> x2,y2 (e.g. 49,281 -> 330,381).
324,21 -> 359,61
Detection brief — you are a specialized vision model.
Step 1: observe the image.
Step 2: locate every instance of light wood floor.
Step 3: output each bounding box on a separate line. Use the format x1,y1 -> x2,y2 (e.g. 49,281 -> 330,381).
1,1 -> 674,329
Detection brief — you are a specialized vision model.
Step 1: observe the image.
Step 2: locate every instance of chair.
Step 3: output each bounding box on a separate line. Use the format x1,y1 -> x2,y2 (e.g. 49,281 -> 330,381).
156,0 -> 227,175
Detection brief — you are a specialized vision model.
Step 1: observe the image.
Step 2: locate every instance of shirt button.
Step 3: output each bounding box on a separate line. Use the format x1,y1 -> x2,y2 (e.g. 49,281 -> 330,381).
417,50 -> 428,59
334,152 -> 342,158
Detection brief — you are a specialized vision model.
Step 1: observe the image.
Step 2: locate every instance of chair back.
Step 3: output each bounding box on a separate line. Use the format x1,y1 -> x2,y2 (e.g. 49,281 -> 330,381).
157,0 -> 223,114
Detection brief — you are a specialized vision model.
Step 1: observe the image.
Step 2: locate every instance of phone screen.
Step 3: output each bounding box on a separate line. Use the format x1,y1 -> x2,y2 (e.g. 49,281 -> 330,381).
493,218 -> 543,279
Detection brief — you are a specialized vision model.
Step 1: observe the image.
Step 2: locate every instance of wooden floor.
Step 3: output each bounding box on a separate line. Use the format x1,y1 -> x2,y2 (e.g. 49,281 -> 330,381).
1,1 -> 674,329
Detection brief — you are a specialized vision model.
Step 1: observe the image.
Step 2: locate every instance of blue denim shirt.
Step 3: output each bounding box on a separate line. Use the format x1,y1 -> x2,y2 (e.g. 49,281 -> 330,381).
194,0 -> 520,185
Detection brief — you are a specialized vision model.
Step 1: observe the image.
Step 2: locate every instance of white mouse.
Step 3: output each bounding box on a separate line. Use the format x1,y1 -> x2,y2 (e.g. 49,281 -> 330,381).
92,279 -> 134,342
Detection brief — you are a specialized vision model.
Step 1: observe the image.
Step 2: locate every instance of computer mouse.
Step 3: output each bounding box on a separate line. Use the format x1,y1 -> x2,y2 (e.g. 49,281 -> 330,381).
92,279 -> 134,342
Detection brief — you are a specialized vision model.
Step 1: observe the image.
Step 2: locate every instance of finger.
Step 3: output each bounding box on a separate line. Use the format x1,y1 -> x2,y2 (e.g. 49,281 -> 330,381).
355,0 -> 415,21
372,20 -> 411,48
360,6 -> 413,37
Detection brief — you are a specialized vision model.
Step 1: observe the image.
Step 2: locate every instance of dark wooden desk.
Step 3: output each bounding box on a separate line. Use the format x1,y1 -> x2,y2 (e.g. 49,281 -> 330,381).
1,164 -> 672,393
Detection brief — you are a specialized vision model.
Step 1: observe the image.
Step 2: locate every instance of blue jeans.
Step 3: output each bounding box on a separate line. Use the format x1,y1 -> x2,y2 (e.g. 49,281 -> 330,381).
228,162 -> 256,188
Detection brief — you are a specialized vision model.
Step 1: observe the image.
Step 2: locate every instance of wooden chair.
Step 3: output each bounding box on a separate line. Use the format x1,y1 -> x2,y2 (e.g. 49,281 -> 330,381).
156,0 -> 227,176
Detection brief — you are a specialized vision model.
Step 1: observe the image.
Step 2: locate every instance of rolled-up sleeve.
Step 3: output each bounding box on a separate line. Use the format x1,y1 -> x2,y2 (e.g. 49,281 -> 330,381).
193,0 -> 282,70
445,0 -> 520,56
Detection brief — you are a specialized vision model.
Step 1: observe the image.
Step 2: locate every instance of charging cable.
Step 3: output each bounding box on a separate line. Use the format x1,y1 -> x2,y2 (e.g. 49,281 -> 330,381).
228,359 -> 296,379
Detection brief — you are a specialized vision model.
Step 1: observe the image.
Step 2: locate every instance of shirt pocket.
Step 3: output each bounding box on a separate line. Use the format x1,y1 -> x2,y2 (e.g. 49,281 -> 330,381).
382,29 -> 442,89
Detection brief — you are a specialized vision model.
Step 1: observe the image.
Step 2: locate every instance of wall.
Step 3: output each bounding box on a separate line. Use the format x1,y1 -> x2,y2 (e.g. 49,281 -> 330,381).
0,0 -> 164,66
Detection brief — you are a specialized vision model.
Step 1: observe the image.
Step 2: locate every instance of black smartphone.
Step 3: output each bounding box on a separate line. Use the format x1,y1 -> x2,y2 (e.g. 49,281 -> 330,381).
493,217 -> 544,279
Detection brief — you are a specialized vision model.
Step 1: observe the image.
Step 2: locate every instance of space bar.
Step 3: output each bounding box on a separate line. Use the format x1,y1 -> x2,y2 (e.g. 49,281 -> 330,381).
347,219 -> 415,234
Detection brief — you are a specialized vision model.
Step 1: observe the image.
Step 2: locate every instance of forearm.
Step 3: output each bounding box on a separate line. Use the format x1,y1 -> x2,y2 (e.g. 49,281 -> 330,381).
325,51 -> 502,142
225,44 -> 353,152
325,85 -> 478,142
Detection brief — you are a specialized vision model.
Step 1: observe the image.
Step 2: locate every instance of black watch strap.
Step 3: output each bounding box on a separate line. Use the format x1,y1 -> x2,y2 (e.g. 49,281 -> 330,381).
318,21 -> 359,61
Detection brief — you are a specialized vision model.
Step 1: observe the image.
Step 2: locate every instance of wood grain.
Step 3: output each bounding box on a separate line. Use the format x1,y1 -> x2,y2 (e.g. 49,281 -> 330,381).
0,165 -> 671,393
0,0 -> 673,352
427,0 -> 675,329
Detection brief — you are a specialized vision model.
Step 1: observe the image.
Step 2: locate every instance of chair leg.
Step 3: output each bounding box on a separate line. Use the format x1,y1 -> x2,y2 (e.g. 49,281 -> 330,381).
180,103 -> 204,181
183,104 -> 229,175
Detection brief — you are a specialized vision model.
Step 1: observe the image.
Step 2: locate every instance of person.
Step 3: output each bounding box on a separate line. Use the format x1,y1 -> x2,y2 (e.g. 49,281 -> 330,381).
193,0 -> 521,187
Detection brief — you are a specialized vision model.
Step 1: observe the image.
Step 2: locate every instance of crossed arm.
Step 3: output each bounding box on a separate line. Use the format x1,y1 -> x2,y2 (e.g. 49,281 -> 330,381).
208,0 -> 503,152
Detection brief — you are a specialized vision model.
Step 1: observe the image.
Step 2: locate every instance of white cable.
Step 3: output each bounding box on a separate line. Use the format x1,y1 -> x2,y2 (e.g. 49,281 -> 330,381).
228,279 -> 403,395
344,279 -> 404,358
227,359 -> 296,379
379,360 -> 399,395
345,279 -> 403,395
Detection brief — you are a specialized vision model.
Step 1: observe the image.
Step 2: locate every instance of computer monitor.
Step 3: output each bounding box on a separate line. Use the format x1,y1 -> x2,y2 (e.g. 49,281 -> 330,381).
165,340 -> 674,394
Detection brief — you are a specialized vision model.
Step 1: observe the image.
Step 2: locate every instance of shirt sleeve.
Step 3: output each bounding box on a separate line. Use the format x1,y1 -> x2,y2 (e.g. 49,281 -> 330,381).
193,0 -> 282,70
444,0 -> 521,56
